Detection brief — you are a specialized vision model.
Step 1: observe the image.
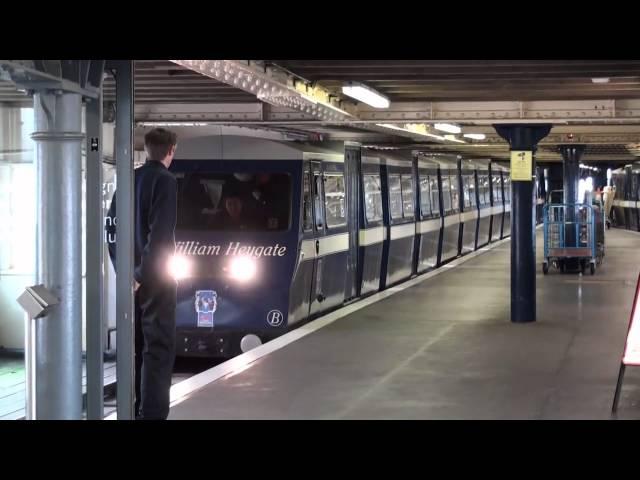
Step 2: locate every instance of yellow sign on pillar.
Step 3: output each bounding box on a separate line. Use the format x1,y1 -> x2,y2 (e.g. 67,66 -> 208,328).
511,150 -> 533,181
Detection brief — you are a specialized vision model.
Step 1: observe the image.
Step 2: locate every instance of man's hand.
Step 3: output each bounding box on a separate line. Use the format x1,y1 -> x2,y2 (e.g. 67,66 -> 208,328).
134,280 -> 141,292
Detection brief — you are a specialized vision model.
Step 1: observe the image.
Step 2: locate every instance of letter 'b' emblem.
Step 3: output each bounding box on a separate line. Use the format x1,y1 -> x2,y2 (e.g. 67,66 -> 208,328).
267,309 -> 283,327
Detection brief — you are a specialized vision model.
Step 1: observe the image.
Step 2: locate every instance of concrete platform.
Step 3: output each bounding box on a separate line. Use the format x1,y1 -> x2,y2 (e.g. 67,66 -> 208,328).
168,228 -> 640,420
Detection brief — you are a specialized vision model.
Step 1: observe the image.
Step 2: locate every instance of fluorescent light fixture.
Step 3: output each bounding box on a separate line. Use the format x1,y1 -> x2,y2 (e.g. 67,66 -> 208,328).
463,133 -> 486,140
376,123 -> 445,140
591,77 -> 610,84
434,123 -> 461,134
342,82 -> 390,109
376,123 -> 466,143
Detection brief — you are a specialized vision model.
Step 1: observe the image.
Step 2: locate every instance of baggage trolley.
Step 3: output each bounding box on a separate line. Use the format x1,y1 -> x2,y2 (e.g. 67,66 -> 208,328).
542,203 -> 605,275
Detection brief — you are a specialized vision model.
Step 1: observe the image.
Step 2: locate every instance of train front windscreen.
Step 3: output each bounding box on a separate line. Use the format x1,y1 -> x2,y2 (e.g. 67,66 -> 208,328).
176,172 -> 292,233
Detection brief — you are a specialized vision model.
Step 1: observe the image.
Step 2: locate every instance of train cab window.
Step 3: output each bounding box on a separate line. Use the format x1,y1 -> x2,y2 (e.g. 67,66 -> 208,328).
176,172 -> 292,232
389,174 -> 404,220
441,175 -> 452,213
324,173 -> 347,229
430,176 -> 440,216
400,175 -> 415,218
419,175 -> 432,217
302,173 -> 313,232
363,174 -> 383,223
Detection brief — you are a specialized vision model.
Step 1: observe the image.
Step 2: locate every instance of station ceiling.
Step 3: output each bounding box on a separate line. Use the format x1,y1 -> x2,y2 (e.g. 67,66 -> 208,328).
3,60 -> 640,163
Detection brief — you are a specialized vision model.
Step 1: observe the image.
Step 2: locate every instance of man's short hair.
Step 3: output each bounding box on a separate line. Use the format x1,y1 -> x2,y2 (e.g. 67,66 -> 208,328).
144,128 -> 177,161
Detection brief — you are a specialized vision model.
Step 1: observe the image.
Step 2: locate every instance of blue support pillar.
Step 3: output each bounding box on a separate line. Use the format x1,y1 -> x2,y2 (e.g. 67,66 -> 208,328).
559,145 -> 585,253
494,124 -> 552,323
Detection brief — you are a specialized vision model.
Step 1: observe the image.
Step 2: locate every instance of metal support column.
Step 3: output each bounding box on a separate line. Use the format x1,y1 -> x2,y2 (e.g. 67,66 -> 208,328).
559,145 -> 585,250
85,92 -> 104,419
114,60 -> 135,420
494,124 -> 552,323
32,91 -> 84,419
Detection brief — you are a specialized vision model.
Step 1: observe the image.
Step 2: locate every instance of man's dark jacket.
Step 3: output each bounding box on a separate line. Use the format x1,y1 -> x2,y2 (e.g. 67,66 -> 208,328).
106,160 -> 177,285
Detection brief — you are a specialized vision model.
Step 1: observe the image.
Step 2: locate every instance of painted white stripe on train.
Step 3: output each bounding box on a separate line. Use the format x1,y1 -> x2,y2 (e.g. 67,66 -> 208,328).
417,218 -> 442,234
479,207 -> 492,218
616,200 -> 637,208
443,214 -> 461,227
359,226 -> 386,246
318,233 -> 349,257
300,239 -> 316,261
490,205 -> 504,216
390,222 -> 416,240
300,233 -> 350,259
460,210 -> 479,223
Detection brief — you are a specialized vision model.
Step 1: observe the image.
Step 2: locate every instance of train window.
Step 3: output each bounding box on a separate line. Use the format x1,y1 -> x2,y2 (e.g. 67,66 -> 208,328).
302,172 -> 313,232
450,175 -> 460,211
314,173 -> 324,229
430,176 -> 440,216
389,174 -> 404,220
504,177 -> 511,204
363,174 -> 383,223
492,175 -> 502,205
470,175 -> 477,207
478,174 -> 489,206
324,173 -> 347,229
441,176 -> 452,213
462,174 -> 476,208
176,172 -> 292,232
419,175 -> 431,217
400,175 -> 415,218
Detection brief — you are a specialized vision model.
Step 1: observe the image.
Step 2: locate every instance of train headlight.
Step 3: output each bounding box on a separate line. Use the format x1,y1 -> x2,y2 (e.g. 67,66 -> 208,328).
168,254 -> 192,280
229,256 -> 257,282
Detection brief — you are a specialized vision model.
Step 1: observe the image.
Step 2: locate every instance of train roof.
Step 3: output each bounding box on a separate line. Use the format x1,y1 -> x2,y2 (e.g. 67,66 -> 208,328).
461,158 -> 491,171
416,152 -> 460,169
490,161 -> 510,172
174,135 -> 344,162
361,148 -> 414,167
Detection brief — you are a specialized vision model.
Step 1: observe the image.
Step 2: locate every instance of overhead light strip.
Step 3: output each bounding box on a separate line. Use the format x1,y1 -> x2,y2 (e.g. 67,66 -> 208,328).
170,60 -> 353,123
342,82 -> 390,109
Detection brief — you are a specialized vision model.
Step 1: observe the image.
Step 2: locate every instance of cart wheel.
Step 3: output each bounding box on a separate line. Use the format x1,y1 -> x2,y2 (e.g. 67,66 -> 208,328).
590,263 -> 595,275
543,263 -> 549,275
580,261 -> 586,274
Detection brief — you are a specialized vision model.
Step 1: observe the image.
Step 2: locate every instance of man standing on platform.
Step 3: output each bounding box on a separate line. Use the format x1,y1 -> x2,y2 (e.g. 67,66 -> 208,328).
106,128 -> 178,420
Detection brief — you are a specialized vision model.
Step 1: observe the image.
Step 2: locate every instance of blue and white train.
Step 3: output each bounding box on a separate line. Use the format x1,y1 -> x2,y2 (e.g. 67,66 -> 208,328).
168,135 -> 513,358
611,163 -> 640,231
